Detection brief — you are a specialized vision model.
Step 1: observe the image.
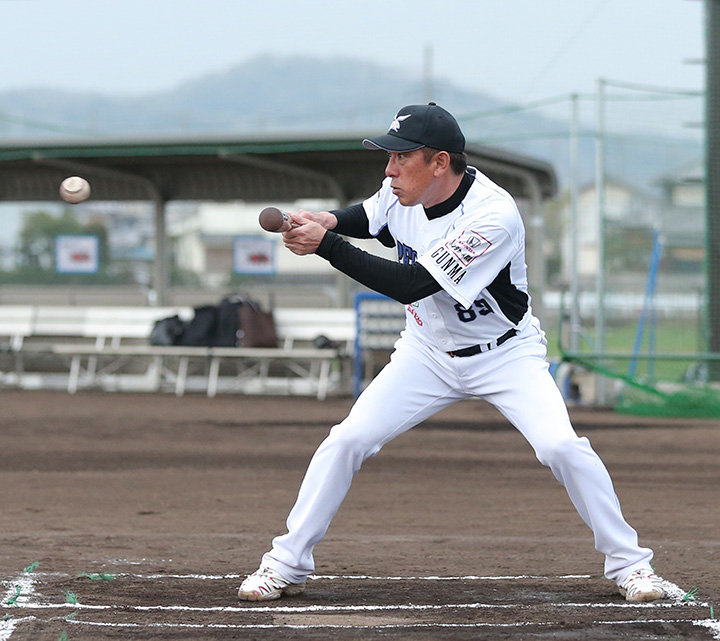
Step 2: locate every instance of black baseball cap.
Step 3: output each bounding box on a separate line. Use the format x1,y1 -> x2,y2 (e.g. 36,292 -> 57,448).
363,103 -> 465,154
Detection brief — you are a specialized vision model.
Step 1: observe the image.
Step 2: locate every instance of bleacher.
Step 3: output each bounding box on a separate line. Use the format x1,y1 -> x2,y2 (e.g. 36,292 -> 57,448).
0,305 -> 356,400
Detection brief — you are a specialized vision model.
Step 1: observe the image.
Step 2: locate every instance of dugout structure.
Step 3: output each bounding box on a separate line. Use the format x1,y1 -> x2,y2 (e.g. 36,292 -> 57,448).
0,134 -> 555,311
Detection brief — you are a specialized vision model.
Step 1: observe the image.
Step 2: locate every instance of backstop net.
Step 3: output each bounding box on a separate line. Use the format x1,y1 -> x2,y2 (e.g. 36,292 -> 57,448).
562,79 -> 717,416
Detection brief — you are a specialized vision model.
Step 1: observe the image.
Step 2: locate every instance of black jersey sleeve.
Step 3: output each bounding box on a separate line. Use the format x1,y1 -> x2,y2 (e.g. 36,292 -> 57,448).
331,204 -> 371,237
331,204 -> 395,248
315,231 -> 441,304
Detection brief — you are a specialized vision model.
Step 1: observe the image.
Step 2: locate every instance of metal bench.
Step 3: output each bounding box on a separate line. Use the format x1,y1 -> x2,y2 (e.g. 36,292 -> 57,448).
1,305 -> 355,399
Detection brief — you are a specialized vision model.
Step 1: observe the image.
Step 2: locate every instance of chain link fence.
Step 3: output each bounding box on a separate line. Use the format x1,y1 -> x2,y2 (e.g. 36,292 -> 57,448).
459,60 -> 715,413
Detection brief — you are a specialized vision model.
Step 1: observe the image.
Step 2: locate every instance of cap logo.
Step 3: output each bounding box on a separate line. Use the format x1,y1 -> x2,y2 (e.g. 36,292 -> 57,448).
389,114 -> 411,132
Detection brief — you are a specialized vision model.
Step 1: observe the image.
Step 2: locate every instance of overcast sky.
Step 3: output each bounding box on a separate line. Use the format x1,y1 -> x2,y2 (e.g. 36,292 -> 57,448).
0,0 -> 706,103
0,0 -> 707,246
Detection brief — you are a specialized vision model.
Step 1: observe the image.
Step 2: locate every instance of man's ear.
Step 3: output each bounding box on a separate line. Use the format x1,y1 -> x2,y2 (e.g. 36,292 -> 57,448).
433,151 -> 451,174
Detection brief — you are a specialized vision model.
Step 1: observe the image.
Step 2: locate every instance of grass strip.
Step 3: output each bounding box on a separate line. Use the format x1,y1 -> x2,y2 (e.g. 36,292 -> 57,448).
22,562 -> 39,574
4,586 -> 21,606
78,572 -> 116,581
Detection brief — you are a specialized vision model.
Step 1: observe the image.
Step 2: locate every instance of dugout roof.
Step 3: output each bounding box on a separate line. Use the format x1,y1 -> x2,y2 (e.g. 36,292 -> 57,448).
0,133 -> 556,203
0,133 -> 557,304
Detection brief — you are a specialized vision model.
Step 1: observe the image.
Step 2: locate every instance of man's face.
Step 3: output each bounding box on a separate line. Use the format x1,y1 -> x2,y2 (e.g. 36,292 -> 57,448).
384,149 -> 440,207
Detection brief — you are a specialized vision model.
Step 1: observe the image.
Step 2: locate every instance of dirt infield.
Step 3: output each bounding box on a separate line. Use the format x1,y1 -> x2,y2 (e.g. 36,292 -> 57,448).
1,389 -> 718,639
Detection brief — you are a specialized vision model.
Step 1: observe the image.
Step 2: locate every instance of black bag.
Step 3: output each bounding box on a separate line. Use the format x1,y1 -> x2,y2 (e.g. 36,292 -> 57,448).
167,296 -> 278,348
237,299 -> 278,348
178,305 -> 218,346
212,295 -> 278,348
149,315 -> 187,346
213,295 -> 244,347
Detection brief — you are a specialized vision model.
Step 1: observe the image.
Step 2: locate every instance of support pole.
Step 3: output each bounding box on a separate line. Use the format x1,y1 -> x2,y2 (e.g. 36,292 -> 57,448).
706,0 -> 720,379
594,78 -> 608,404
153,195 -> 168,306
569,93 -> 581,353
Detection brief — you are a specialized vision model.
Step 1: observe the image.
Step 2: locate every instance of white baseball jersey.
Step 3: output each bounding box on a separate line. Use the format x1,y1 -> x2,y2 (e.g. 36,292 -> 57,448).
362,166 -> 540,352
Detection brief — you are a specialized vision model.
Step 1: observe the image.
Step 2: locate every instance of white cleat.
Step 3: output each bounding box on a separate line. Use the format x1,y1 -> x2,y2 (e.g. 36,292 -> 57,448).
238,565 -> 306,602
617,568 -> 666,602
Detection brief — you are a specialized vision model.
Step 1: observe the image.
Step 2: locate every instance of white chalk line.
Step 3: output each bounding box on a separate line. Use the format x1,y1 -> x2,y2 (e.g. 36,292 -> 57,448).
1,574 -> 36,607
0,619 -> 21,641
312,573 -> 594,582
0,601 -> 670,613
3,614 -> 718,638
6,571 -> 699,607
26,571 -> 594,581
3,571 -> 715,639
3,599 -> 704,614
1,574 -> 38,641
697,619 -> 720,640
3,613 -> 719,636
0,617 -> 37,641
62,617 -> 720,634
4,570 -> 700,613
600,618 -> 720,641
3,571 -> 702,613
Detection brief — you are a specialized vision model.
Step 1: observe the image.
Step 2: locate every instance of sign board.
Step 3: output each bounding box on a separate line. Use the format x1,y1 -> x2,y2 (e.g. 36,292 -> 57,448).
233,236 -> 276,275
55,234 -> 100,274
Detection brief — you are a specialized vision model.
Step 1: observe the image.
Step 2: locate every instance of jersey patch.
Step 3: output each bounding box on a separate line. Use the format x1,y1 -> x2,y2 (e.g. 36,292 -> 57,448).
406,302 -> 423,326
429,246 -> 467,285
446,229 -> 491,266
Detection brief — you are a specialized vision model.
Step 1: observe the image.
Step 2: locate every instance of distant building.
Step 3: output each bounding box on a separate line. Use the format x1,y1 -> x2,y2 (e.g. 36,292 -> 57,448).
655,159 -> 705,273
558,178 -> 659,284
555,160 -> 704,293
167,200 -> 396,288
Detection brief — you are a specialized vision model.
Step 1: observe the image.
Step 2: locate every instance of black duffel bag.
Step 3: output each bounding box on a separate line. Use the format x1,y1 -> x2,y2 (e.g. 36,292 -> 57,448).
149,315 -> 187,346
178,305 -> 218,346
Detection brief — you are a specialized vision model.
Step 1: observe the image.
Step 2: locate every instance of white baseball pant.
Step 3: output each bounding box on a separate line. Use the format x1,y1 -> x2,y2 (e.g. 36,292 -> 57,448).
262,330 -> 653,585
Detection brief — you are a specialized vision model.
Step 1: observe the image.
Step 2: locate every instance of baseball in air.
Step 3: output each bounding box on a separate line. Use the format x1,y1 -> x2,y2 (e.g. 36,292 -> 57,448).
59,176 -> 91,204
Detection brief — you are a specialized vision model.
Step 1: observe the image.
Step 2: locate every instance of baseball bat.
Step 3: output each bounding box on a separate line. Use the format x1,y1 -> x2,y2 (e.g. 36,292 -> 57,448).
258,206 -> 296,233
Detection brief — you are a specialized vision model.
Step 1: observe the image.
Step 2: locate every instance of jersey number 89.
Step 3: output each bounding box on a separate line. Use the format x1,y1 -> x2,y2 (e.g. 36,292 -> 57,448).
455,298 -> 493,323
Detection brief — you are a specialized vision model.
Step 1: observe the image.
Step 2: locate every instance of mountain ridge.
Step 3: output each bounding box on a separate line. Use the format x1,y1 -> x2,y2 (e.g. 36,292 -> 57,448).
0,55 -> 702,192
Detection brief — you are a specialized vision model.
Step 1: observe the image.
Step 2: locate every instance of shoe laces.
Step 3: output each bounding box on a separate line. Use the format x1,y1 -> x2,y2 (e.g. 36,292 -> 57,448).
254,566 -> 288,587
623,569 -> 661,592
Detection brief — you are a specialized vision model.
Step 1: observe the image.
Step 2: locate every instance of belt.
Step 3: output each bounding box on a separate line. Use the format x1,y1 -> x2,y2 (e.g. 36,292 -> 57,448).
447,328 -> 517,358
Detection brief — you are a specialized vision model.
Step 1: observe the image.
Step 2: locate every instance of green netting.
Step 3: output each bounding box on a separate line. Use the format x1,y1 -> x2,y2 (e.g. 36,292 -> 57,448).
563,354 -> 720,418
616,384 -> 720,418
